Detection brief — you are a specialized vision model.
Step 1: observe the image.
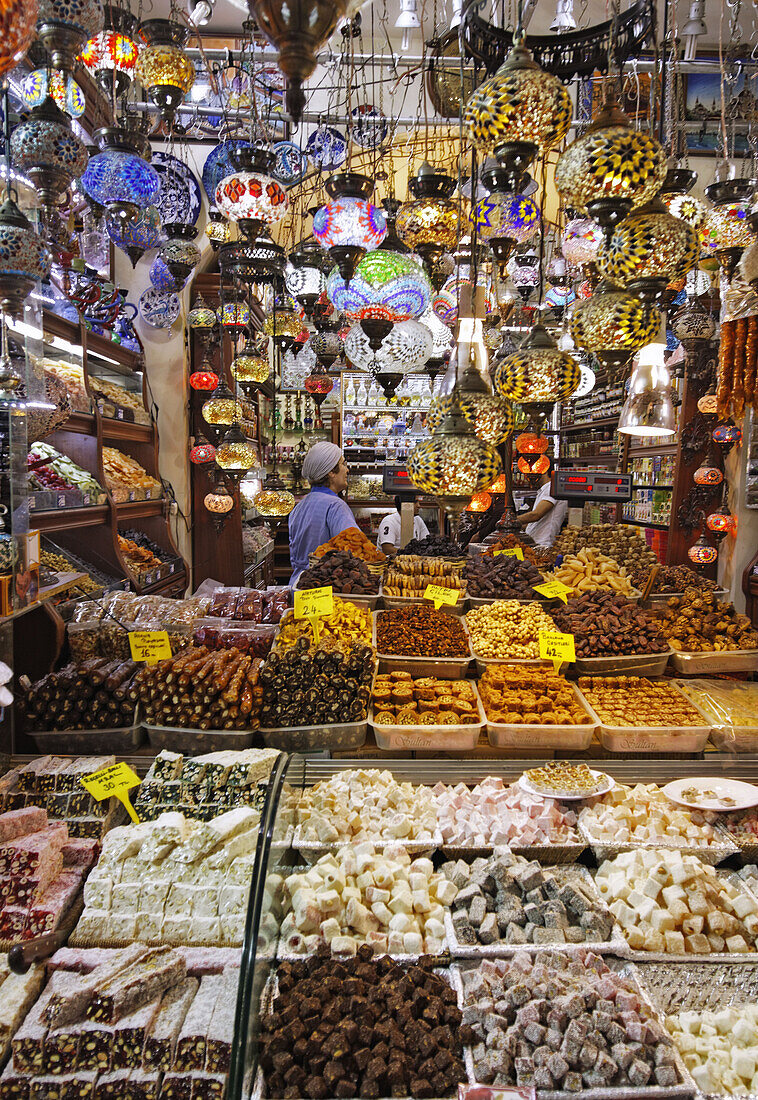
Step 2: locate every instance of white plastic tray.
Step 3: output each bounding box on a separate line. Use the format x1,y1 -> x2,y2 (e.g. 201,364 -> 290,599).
583,680 -> 712,753
577,818 -> 740,866
380,589 -> 467,613
484,683 -> 599,750
31,723 -> 144,754
144,723 -> 256,754
373,610 -> 473,678
668,648 -> 758,674
370,683 -> 485,751
574,647 -> 673,676
261,718 -> 367,752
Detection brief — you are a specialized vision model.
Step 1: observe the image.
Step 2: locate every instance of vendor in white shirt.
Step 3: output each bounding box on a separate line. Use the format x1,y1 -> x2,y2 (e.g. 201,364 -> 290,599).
516,464 -> 568,548
377,495 -> 429,557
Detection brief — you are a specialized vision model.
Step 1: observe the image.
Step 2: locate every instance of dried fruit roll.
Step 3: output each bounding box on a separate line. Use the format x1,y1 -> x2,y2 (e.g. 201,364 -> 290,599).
718,318 -> 736,416
734,315 -> 748,417
748,314 -> 758,408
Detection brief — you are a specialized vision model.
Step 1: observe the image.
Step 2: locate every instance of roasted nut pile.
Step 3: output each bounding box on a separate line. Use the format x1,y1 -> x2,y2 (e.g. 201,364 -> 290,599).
466,601 -> 558,660
260,639 -> 374,728
463,950 -> 681,1091
446,850 -> 614,948
523,761 -> 607,797
554,523 -> 658,571
135,646 -> 263,731
297,549 -> 380,595
433,777 -> 578,846
403,534 -> 461,557
19,659 -> 138,732
631,564 -> 721,595
577,676 -> 705,727
549,548 -> 637,597
376,606 -> 469,657
666,1005 -> 758,1095
595,849 -> 758,954
658,588 -> 758,651
479,664 -> 590,725
313,528 -> 386,563
466,552 -> 544,599
297,769 -> 436,843
551,592 -> 668,657
579,783 -> 723,847
260,949 -> 466,1100
372,673 -> 480,726
281,844 -> 453,955
276,597 -> 372,650
383,556 -> 465,599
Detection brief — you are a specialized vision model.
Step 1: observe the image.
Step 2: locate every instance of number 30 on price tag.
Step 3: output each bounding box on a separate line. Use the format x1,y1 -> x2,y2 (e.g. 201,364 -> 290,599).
538,630 -> 576,673
294,586 -> 334,644
424,584 -> 459,611
80,762 -> 140,823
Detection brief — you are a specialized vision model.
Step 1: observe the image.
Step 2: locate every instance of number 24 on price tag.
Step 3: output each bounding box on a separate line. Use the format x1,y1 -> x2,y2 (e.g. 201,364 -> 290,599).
538,630 -> 575,673
294,586 -> 334,644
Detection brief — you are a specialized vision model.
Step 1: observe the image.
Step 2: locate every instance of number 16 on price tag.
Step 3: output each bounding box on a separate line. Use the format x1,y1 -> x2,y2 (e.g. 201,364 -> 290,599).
538,630 -> 575,673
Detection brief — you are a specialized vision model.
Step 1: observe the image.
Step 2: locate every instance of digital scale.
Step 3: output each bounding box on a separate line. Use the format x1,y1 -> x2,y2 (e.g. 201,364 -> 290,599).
382,465 -> 417,500
552,470 -> 633,502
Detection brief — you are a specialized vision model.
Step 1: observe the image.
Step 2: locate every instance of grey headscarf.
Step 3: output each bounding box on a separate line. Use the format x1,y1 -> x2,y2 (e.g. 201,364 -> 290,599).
302,441 -> 343,485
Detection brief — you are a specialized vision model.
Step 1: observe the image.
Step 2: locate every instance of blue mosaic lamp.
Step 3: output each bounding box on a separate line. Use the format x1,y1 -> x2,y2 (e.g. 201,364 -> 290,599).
81,126 -> 159,226
106,203 -> 163,267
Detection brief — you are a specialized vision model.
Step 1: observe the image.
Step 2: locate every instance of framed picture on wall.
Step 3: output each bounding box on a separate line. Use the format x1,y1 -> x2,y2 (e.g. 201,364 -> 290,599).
683,69 -> 757,155
590,71 -> 652,121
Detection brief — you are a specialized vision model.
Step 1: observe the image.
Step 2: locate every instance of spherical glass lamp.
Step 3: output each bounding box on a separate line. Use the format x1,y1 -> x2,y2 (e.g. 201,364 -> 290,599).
215,146 -> 288,240
518,453 -> 551,475
474,171 -> 540,264
189,370 -> 219,390
408,404 -> 503,501
344,319 -> 432,373
515,430 -> 549,453
36,0 -> 104,71
706,503 -> 737,539
697,390 -> 719,416
312,172 -> 387,281
215,423 -> 258,476
311,328 -> 344,369
494,324 -> 581,402
327,250 -> 432,349
21,68 -> 86,117
149,254 -> 182,293
465,37 -> 572,173
702,202 -> 752,280
713,420 -> 743,448
662,192 -> 707,233
205,208 -> 231,249
285,240 -> 329,315
467,491 -> 492,513
189,436 -> 216,464
263,295 -> 303,349
232,344 -> 270,386
304,369 -> 334,405
10,96 -> 89,211
0,0 -> 37,79
81,127 -> 159,225
555,99 -> 667,231
217,301 -> 249,330
598,198 -> 699,302
159,223 -> 201,283
0,197 -> 52,316
202,381 -> 243,427
396,164 -> 459,264
693,458 -> 723,486
687,533 -> 718,565
106,203 -> 162,267
458,393 -> 514,446
254,474 -> 295,518
188,294 -> 217,330
135,18 -> 195,123
79,5 -> 139,97
204,489 -> 235,515
569,281 -> 660,370
672,300 -> 716,347
561,216 -> 603,265
433,275 -> 493,325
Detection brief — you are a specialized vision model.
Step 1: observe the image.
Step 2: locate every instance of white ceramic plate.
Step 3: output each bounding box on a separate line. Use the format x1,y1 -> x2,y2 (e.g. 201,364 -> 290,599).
519,769 -> 615,801
663,777 -> 758,812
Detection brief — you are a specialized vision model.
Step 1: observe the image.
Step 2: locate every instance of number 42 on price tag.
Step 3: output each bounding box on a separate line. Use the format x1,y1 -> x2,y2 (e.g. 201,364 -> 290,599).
538,630 -> 576,673
80,762 -> 141,823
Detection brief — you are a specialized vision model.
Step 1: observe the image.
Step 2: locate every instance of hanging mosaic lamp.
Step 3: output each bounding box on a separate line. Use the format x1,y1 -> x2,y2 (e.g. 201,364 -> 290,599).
327,250 -> 432,349
672,299 -> 716,349
0,197 -> 52,315
36,0 -> 103,72
0,0 -> 37,78
702,180 -> 753,280
311,328 -> 344,370
419,307 -> 454,358
662,192 -> 707,234
312,172 -> 387,282
285,239 -> 330,316
597,196 -> 699,302
465,34 -> 572,189
254,471 -> 295,517
159,223 -> 201,283
204,487 -> 235,522
215,423 -> 258,477
217,300 -> 249,331
494,323 -> 581,403
149,253 -> 182,293
687,532 -> 718,566
202,380 -> 243,428
458,393 -> 514,446
713,419 -> 743,449
304,362 -> 335,406
189,435 -> 216,463
396,163 -> 459,267
706,501 -> 737,539
218,236 -> 285,288
344,319 -> 432,373
693,444 -> 723,486
135,18 -> 195,123
467,491 -> 492,513
232,341 -> 270,389
247,0 -> 349,123
474,166 -> 540,265
188,294 -> 217,331
21,68 -> 85,117
205,208 -> 232,250
79,4 -> 139,97
408,390 -> 503,507
697,388 -> 719,417
555,98 -> 668,235
569,280 -> 660,371
10,95 -> 88,211
264,293 -> 303,351
215,147 -> 288,241
561,216 -> 603,266
189,369 -> 219,391
106,203 -> 163,267
81,126 -> 159,225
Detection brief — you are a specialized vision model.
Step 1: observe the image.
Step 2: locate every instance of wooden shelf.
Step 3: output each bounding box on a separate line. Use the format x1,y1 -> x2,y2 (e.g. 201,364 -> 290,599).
623,518 -> 670,530
628,443 -> 679,456
632,483 -> 674,490
63,412 -> 97,435
559,455 -> 618,463
560,416 -> 621,432
32,505 -> 110,532
100,418 -> 154,443
115,499 -> 165,520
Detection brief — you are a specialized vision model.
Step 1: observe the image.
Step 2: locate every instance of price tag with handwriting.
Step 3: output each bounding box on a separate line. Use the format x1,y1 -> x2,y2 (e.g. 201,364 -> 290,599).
533,579 -> 574,604
129,630 -> 172,665
294,586 -> 334,644
538,629 -> 576,673
424,584 -> 459,611
80,762 -> 140,823
493,547 -> 524,560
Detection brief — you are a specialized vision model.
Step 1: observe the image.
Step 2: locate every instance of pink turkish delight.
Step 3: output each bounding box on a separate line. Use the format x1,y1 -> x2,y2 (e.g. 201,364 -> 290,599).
0,809 -> 48,844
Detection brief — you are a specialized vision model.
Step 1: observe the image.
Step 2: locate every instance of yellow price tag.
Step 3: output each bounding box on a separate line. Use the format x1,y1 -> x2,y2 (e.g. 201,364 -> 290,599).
533,579 -> 574,604
493,547 -> 524,560
538,629 -> 576,673
80,762 -> 140,824
294,586 -> 334,645
424,583 -> 460,611
128,630 -> 172,665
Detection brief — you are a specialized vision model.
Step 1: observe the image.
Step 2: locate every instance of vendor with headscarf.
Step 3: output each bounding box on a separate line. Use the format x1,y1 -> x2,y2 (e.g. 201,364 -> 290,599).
288,441 -> 358,584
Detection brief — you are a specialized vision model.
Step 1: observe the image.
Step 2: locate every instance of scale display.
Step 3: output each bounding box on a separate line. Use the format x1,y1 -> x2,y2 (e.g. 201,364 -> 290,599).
382,465 -> 416,498
552,470 -> 633,502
